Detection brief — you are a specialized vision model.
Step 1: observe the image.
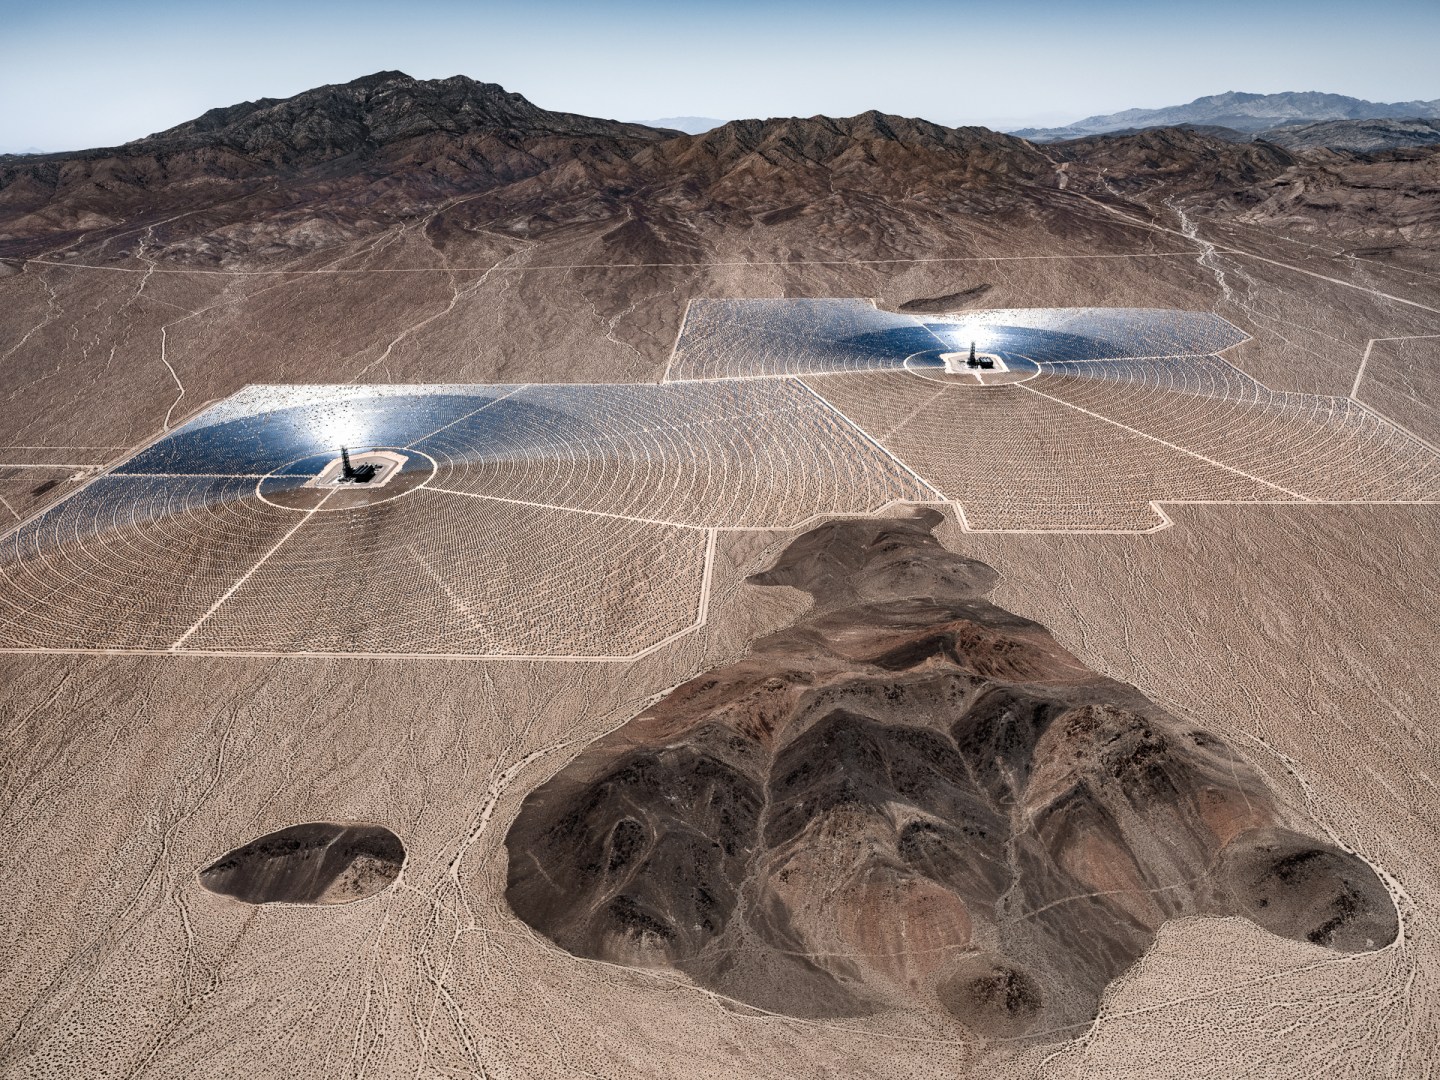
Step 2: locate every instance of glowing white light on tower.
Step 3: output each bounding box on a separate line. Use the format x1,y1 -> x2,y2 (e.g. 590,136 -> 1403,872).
310,403 -> 375,454
949,321 -> 994,352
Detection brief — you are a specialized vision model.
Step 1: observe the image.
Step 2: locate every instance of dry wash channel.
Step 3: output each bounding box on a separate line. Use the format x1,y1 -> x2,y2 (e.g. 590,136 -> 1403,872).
504,510 -> 1398,1041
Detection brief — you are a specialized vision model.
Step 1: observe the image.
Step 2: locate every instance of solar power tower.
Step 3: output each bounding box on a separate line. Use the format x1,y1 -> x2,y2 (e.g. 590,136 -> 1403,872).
339,446 -> 379,484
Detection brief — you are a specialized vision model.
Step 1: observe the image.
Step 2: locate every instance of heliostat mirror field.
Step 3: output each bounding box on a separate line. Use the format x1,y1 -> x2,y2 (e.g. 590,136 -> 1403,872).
2,301 -> 1436,657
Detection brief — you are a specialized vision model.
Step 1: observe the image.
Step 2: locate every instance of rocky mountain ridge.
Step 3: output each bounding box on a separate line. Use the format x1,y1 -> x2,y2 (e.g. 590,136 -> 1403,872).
1259,116 -> 1440,152
2,71 -> 1435,264
28,70 -> 671,165
1051,117 -> 1440,153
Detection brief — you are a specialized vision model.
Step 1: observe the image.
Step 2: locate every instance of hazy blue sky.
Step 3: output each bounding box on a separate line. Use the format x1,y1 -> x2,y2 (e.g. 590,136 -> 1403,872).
2,0 -> 1437,151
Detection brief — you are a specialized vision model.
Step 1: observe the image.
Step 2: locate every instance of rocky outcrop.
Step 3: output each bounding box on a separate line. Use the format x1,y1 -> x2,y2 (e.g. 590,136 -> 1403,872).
1259,118 -> 1440,153
505,511 -> 1397,1039
1051,126 -> 1297,196
199,822 -> 405,905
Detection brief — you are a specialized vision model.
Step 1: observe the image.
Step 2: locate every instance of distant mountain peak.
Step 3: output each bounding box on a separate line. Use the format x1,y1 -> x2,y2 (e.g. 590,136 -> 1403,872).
114,71 -> 670,167
1014,90 -> 1440,142
637,116 -> 723,135
351,69 -> 413,84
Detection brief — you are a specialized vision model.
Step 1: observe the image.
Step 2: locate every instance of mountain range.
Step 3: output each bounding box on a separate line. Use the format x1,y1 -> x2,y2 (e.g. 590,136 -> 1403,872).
5,70 -> 1437,268
1013,90 -> 1440,141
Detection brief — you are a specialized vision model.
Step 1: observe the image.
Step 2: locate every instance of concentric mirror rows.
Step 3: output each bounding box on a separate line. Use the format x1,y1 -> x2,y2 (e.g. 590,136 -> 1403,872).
414,380 -> 933,528
667,300 -> 1249,381
802,372 -> 1283,531
0,373 -> 933,654
118,385 -> 518,477
181,494 -> 711,656
0,476 -> 303,649
1032,357 -> 1440,502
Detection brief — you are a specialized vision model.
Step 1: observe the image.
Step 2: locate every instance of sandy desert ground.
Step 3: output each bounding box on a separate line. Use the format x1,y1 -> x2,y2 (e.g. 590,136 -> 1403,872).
2,503 -> 1436,1078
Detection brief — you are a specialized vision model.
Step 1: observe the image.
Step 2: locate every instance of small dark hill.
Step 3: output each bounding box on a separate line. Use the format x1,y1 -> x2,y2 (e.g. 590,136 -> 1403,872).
200,822 -> 405,905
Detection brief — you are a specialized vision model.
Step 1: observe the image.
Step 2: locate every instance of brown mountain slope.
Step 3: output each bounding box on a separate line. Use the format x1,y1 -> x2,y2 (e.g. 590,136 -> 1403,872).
0,71 -> 672,256
1051,126 -> 1297,195
4,72 -> 1437,273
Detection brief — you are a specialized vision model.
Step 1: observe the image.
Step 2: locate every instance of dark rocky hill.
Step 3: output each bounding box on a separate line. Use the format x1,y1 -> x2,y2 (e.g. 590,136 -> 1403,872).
1067,118 -> 1440,153
505,512 -> 1397,1039
0,78 -> 1072,262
